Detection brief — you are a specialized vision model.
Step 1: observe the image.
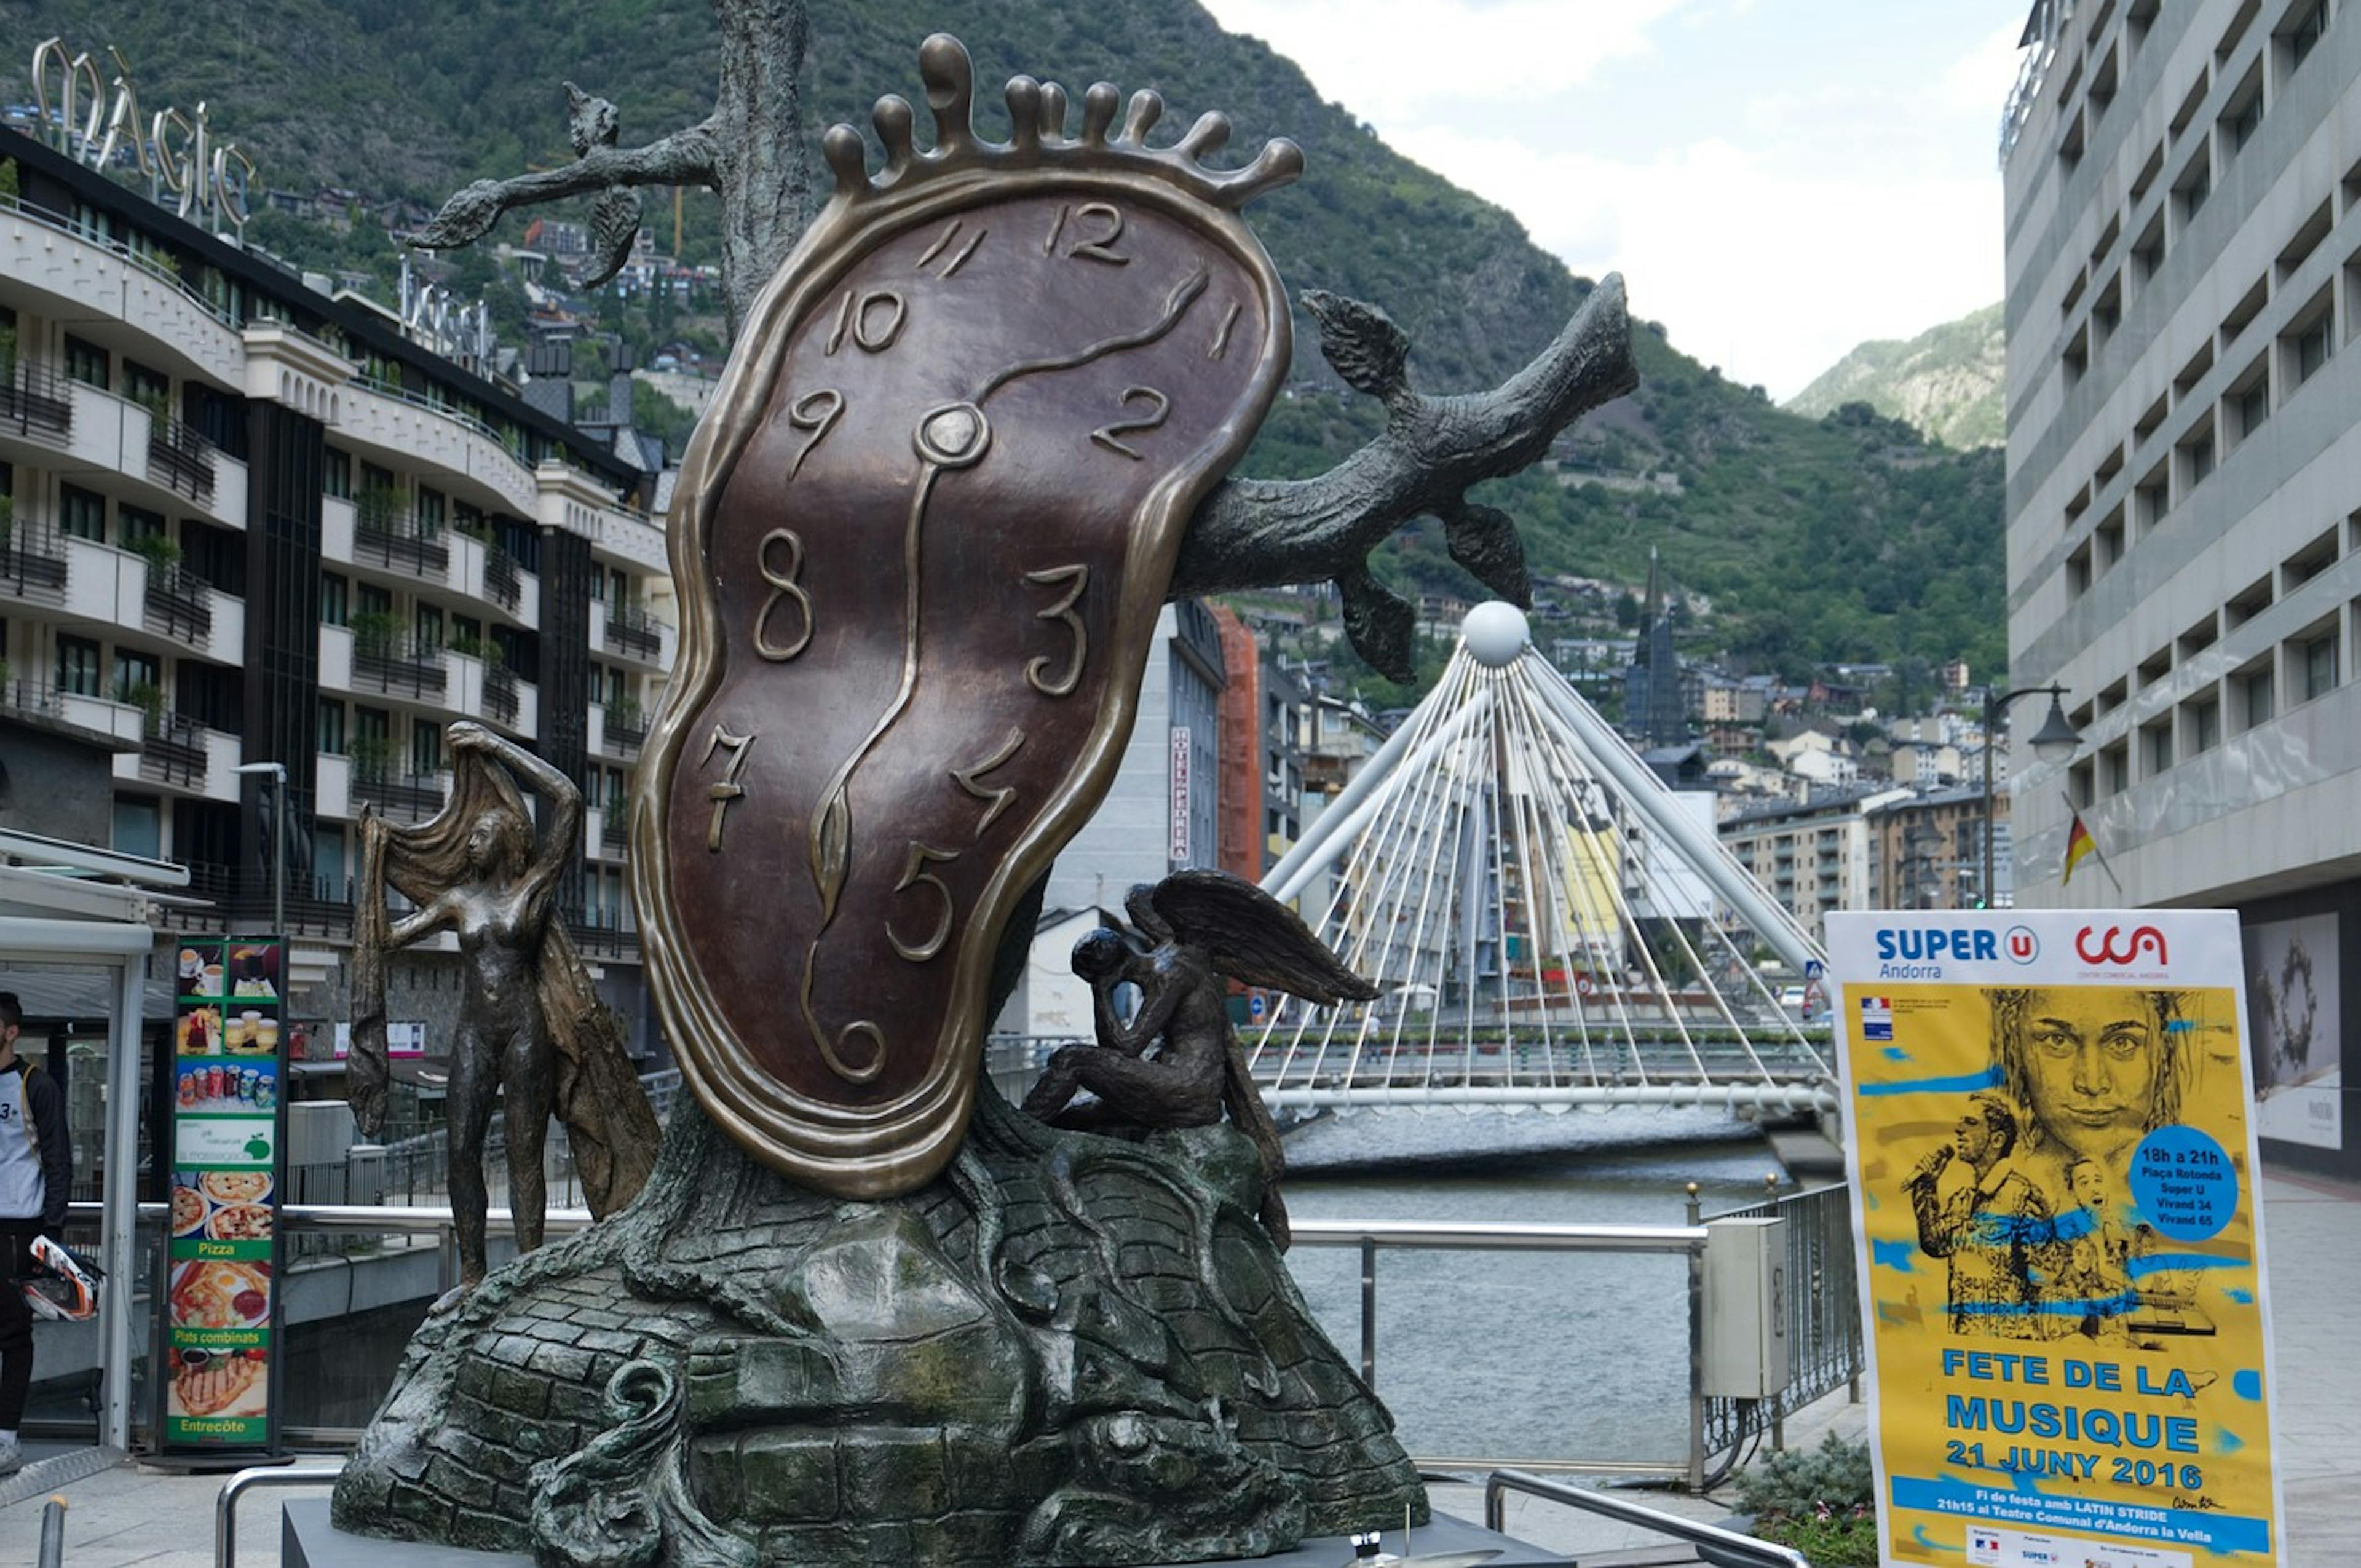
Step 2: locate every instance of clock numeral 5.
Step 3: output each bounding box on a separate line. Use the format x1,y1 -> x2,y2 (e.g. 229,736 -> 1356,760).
1090,386 -> 1171,461
887,841 -> 960,963
1024,565 -> 1090,697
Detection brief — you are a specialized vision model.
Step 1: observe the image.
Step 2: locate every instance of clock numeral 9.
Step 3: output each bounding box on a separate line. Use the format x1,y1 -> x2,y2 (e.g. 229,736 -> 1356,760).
1090,386 -> 1171,461
783,389 -> 844,480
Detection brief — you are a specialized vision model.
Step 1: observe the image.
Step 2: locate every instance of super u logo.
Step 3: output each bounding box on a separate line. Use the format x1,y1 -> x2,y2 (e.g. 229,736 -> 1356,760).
2003,925 -> 2039,964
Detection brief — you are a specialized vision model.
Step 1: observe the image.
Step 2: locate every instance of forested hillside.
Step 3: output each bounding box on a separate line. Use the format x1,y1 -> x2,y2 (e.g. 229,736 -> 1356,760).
7,0 -> 2006,680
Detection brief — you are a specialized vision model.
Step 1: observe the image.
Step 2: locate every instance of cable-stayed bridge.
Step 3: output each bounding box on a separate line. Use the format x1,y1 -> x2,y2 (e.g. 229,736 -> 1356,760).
1246,603 -> 1840,1119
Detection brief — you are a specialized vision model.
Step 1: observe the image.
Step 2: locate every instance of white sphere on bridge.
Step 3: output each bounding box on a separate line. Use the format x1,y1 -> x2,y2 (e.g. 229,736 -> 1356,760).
1461,601 -> 1530,668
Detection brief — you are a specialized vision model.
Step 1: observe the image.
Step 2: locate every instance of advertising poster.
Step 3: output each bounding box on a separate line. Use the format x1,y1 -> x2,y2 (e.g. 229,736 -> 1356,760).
2241,913 -> 2339,1152
1827,910 -> 2284,1568
163,935 -> 285,1451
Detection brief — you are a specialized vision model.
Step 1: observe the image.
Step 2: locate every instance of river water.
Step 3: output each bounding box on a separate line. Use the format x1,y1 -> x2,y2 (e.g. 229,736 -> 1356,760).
1278,1107 -> 1794,1467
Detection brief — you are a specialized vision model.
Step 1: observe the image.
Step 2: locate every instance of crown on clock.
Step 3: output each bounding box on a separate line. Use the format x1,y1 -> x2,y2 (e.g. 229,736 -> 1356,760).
821,34 -> 1305,214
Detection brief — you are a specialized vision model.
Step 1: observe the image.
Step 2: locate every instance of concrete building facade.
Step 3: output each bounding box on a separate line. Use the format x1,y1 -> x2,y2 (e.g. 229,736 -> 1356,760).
2003,0 -> 2361,1175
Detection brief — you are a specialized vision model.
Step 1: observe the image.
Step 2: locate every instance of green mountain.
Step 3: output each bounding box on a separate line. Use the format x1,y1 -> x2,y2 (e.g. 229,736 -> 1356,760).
1785,303 -> 2006,451
14,1 -> 2003,684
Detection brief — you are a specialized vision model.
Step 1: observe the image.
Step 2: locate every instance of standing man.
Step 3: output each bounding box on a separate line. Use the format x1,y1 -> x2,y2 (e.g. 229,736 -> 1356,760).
1904,1093 -> 2055,1339
0,991 -> 71,1476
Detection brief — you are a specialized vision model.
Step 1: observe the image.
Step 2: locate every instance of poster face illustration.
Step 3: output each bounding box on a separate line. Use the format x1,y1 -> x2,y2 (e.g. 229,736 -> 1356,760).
2240,913 -> 2339,1150
1828,911 -> 2284,1568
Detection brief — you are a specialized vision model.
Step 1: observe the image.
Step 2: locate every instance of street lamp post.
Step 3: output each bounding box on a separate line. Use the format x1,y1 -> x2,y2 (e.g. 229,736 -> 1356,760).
1980,685 -> 2082,908
234,760 -> 288,934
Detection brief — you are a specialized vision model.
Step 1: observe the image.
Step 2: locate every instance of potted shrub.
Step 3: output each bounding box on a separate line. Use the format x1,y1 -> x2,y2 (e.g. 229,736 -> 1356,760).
122,679 -> 167,737
0,491 -> 14,554
348,733 -> 396,783
1721,1431 -> 1878,1567
129,531 -> 182,571
349,609 -> 405,658
355,484 -> 407,534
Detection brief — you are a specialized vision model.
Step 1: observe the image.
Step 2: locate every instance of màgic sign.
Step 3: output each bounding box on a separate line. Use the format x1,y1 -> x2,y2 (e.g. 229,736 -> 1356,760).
30,38 -> 255,233
635,36 -> 1297,1198
1827,911 -> 2285,1567
160,934 -> 287,1451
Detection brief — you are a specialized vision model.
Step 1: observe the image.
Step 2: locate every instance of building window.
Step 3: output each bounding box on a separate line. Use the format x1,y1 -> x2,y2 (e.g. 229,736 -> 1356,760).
55,633 -> 102,697
318,572 -> 349,627
317,698 -> 346,756
2236,663 -> 2275,729
2180,426 -> 2217,489
2232,370 -> 2271,441
111,649 -> 159,704
118,503 -> 165,544
2186,696 -> 2221,756
2175,154 -> 2212,228
2142,719 -> 2174,777
323,446 -> 352,501
60,483 -> 106,542
63,335 -> 109,390
2281,0 -> 2328,74
2223,85 -> 2264,154
113,795 -> 162,860
413,720 -> 443,775
2300,630 -> 2339,700
417,486 -> 445,534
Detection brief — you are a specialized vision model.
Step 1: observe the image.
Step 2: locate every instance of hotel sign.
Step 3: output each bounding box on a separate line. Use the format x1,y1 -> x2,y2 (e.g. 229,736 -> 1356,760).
31,38 -> 255,234
1169,726 -> 1192,866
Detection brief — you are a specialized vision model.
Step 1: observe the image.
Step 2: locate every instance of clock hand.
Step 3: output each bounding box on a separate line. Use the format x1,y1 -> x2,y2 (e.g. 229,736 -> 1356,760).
968,259 -> 1209,406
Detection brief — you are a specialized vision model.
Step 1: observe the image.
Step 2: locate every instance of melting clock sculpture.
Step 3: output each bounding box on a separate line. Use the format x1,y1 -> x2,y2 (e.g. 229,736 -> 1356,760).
336,36 -> 1634,1567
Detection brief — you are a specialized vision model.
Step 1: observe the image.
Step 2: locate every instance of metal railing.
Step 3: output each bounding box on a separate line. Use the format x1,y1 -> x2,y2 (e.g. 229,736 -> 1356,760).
483,544 -> 523,611
1485,1469 -> 1810,1568
484,663 -> 520,726
601,702 -> 646,751
349,767 -> 448,823
147,418 -> 218,503
143,560 -> 214,641
0,517 -> 70,606
138,711 -> 210,786
0,360 -> 74,445
218,1463 -> 346,1568
350,632 -> 450,699
354,513 -> 451,581
603,601 -> 663,661
1699,1182 -> 1864,1463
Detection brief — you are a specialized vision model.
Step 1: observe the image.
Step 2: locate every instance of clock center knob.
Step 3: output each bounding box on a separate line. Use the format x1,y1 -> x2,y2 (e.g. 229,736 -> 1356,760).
914,402 -> 991,467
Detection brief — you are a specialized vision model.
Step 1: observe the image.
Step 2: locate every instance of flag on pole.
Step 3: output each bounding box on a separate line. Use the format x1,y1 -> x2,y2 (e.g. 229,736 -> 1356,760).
2062,811 -> 2098,885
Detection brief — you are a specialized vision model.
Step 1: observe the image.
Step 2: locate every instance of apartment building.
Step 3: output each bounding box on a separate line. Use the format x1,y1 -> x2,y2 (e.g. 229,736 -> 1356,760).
1718,788 -> 1909,946
2003,0 -> 2358,1173
0,125 -> 676,1056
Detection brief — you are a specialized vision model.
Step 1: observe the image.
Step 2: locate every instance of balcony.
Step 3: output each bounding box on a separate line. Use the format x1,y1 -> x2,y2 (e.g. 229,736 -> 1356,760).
142,561 -> 215,643
350,630 -> 449,701
601,600 -> 665,663
0,362 -> 73,448
601,700 -> 646,756
146,418 -> 218,505
354,509 -> 451,584
568,910 -> 639,962
483,545 -> 523,613
601,809 -> 629,857
0,519 -> 68,606
140,710 -> 209,788
485,664 -> 520,727
349,764 -> 449,825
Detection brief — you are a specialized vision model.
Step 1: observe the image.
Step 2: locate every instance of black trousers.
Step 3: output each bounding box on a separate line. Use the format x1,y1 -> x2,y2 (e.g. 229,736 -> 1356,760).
0,1221 -> 37,1430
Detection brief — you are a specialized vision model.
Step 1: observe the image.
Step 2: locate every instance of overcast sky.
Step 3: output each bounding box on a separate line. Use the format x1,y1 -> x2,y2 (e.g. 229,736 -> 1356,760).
1198,0 -> 2029,400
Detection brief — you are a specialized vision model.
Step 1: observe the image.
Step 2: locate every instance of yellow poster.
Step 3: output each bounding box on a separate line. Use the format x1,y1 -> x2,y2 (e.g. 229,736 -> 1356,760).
1827,911 -> 2285,1568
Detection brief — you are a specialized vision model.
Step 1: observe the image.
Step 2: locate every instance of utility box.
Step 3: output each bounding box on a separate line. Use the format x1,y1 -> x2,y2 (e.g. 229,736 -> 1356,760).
1701,1215 -> 1791,1398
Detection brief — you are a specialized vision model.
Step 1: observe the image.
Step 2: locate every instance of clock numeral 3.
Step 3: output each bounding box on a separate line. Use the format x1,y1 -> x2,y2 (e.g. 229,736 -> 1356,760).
1090,386 -> 1171,461
783,389 -> 845,480
887,841 -> 960,963
825,288 -> 908,355
699,725 -> 756,852
754,528 -> 815,662
1024,564 -> 1090,697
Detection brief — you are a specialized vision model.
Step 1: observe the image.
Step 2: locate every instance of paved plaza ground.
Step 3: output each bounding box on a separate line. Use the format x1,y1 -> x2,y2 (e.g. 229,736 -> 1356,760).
4,1170 -> 2354,1566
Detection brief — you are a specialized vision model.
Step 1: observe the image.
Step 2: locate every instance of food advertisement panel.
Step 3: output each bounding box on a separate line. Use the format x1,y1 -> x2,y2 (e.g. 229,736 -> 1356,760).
162,935 -> 285,1451
1827,911 -> 2285,1568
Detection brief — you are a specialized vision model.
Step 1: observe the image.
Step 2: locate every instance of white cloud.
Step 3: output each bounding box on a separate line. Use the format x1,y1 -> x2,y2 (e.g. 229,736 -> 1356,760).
1396,124 -> 2001,398
1201,1 -> 2016,397
1198,0 -> 1696,119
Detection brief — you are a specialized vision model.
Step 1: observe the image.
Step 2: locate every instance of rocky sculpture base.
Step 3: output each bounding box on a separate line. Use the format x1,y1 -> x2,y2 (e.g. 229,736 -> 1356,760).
331,1087 -> 1425,1567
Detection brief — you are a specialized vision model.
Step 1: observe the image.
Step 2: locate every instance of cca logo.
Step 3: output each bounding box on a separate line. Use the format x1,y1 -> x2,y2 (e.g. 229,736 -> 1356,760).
2075,924 -> 2168,965
2003,925 -> 2039,964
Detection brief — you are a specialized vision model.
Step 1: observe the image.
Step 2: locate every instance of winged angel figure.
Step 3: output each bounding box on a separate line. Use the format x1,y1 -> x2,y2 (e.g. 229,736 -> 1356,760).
1022,871 -> 1377,1246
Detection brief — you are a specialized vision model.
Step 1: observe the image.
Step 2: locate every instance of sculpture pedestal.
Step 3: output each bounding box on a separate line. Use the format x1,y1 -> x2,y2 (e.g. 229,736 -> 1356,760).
332,1093 -> 1434,1566
287,1498 -> 1570,1568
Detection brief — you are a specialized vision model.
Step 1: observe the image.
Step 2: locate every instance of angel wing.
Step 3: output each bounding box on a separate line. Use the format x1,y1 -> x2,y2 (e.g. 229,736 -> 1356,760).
1149,870 -> 1380,1005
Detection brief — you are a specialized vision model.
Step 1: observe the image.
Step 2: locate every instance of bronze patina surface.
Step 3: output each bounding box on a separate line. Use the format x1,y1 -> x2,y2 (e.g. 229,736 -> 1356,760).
637,36 -> 1297,1197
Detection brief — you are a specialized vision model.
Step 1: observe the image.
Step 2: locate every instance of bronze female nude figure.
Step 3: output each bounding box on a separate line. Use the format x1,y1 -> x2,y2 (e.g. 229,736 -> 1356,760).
350,721 -> 657,1297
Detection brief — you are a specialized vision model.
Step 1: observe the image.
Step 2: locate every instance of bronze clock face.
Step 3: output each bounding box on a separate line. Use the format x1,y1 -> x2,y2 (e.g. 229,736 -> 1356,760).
636,68 -> 1297,1197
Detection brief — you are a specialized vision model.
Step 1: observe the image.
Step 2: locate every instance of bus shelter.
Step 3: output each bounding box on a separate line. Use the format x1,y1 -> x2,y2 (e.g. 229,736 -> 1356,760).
0,830 -> 188,1451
